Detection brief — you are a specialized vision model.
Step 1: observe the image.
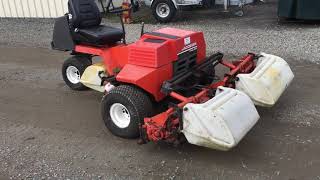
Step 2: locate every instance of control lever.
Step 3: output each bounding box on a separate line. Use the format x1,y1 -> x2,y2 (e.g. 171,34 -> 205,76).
140,22 -> 145,37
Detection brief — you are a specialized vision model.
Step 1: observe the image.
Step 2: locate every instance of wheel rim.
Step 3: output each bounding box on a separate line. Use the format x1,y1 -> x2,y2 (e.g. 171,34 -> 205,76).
66,66 -> 81,84
110,103 -> 131,128
156,3 -> 170,18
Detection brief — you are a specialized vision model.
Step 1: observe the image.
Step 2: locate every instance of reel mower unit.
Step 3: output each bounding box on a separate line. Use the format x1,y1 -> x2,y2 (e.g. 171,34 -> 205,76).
52,0 -> 294,151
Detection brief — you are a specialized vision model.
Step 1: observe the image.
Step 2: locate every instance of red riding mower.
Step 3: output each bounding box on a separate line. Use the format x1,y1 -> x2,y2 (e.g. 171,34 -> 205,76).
52,0 -> 294,150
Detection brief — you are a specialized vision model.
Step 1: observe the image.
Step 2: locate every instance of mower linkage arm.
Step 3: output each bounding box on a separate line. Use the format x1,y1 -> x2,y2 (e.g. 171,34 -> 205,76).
166,53 -> 256,104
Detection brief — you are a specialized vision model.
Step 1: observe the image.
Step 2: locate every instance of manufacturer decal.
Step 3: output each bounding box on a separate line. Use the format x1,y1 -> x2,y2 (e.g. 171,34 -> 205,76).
184,37 -> 191,45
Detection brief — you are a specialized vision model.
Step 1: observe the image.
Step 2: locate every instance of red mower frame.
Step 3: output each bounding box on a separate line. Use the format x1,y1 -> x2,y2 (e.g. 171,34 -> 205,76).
73,43 -> 257,145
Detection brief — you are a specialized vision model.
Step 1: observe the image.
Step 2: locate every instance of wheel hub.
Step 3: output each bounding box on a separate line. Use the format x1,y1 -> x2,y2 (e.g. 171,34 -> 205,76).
110,103 -> 131,128
66,66 -> 81,84
156,3 -> 170,18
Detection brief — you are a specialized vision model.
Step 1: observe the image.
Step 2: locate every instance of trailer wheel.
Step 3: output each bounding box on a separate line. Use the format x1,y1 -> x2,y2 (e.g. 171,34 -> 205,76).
101,85 -> 154,138
152,0 -> 176,23
62,55 -> 92,90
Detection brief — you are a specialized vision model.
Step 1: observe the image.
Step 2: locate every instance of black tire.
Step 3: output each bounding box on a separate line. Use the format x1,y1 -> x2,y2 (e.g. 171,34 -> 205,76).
62,55 -> 92,90
101,85 -> 154,138
152,0 -> 176,23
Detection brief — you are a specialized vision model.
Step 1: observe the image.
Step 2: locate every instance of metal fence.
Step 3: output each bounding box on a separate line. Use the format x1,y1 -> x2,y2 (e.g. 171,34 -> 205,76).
0,0 -> 69,18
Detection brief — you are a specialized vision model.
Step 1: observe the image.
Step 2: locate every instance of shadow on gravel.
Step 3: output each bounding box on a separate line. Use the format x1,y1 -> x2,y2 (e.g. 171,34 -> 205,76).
278,19 -> 320,28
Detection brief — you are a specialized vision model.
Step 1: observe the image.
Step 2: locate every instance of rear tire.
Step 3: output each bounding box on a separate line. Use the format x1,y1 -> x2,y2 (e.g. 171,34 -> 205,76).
62,55 -> 92,90
152,0 -> 176,23
101,85 -> 154,138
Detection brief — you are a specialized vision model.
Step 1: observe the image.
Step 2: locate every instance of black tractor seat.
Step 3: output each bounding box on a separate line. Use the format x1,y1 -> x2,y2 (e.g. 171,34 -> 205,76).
68,0 -> 124,46
75,25 -> 124,45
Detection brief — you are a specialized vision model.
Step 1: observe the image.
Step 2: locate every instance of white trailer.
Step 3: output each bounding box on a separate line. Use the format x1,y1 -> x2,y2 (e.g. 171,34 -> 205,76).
144,0 -> 254,23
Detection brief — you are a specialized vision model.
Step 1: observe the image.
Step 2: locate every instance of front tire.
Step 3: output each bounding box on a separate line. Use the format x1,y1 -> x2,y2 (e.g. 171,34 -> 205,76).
101,85 -> 154,138
152,0 -> 177,23
62,55 -> 92,90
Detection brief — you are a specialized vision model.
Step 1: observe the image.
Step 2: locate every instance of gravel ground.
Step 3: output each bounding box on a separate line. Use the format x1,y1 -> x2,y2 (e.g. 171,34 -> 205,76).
1,0 -> 320,179
0,0 -> 319,63
1,47 -> 320,180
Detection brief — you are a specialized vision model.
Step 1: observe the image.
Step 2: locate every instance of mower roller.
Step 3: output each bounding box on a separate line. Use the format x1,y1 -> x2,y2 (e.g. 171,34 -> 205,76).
52,0 -> 294,150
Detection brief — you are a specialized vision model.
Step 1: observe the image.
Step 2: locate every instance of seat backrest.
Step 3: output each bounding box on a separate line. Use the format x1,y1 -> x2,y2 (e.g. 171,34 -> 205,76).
68,0 -> 102,28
